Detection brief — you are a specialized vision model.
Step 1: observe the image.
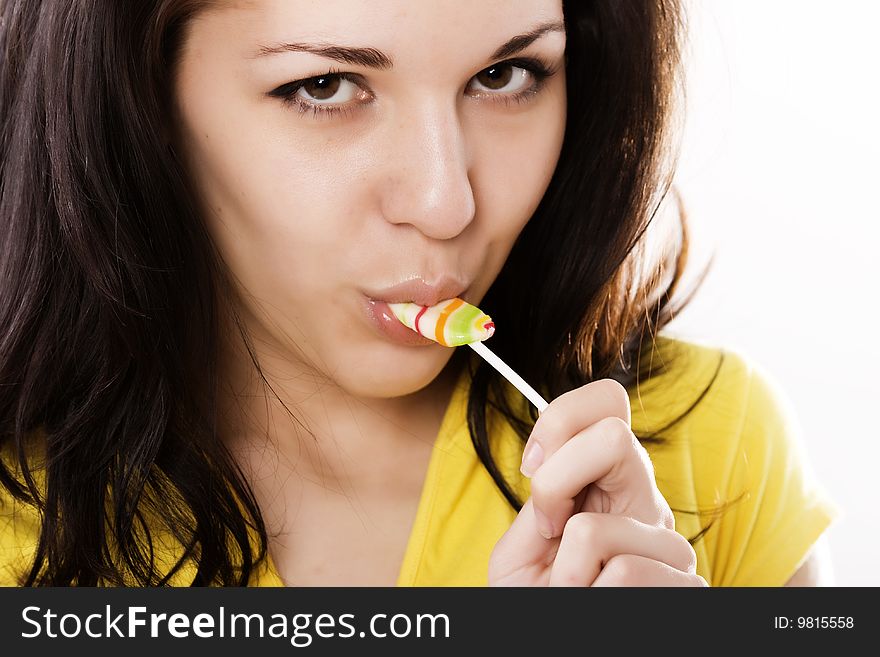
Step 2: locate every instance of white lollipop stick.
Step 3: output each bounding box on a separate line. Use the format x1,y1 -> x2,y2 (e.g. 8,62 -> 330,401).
468,341 -> 549,414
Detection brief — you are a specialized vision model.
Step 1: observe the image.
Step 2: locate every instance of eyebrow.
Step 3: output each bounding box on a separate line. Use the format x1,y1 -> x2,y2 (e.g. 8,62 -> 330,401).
252,19 -> 566,69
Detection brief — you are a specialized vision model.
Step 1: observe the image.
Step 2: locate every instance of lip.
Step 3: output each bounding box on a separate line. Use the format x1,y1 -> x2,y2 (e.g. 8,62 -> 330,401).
362,275 -> 471,347
364,276 -> 470,307
364,298 -> 437,346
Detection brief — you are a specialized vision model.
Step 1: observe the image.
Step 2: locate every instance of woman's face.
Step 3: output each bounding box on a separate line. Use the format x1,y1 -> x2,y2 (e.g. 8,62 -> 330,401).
172,0 -> 567,398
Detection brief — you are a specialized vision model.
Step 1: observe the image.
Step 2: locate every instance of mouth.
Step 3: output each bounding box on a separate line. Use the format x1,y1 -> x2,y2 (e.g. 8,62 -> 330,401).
363,275 -> 470,307
361,275 -> 473,347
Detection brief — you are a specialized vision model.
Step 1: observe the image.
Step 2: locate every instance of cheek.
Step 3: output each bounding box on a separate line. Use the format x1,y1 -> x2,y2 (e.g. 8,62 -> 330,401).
173,98 -> 373,372
472,96 -> 566,240
174,64 -> 355,269
176,115 -> 358,309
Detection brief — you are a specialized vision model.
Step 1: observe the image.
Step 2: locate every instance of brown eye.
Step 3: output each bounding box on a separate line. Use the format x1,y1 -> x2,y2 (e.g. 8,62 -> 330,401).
475,64 -> 514,90
470,63 -> 532,95
300,75 -> 343,101
297,75 -> 358,103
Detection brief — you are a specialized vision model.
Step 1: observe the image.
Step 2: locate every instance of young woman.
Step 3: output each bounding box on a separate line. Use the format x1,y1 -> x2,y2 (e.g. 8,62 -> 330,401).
0,0 -> 837,586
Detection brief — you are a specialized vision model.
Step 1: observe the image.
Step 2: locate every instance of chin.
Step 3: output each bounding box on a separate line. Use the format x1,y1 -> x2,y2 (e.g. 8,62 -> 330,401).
336,347 -> 455,399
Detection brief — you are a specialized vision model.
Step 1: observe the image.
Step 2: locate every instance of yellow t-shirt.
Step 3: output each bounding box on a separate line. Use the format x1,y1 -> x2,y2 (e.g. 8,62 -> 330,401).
0,335 -> 839,586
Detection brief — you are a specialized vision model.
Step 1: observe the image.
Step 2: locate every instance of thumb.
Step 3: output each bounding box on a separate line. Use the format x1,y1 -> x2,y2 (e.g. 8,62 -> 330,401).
489,497 -> 558,583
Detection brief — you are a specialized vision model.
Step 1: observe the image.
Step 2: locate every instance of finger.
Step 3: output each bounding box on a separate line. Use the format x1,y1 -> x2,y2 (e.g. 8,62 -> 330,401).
591,554 -> 709,587
529,416 -> 665,538
548,513 -> 696,586
489,497 -> 561,584
520,379 -> 631,478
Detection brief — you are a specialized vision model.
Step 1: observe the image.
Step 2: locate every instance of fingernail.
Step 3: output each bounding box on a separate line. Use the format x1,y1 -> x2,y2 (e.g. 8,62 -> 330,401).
520,440 -> 544,478
534,506 -> 554,539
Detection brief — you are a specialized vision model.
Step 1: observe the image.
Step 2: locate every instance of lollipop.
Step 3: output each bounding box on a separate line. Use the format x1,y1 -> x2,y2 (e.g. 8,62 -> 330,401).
387,297 -> 549,413
387,298 -> 495,347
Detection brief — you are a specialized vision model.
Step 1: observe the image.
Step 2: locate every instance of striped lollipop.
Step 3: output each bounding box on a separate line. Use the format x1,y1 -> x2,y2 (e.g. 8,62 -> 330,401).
387,298 -> 495,347
390,297 -> 549,413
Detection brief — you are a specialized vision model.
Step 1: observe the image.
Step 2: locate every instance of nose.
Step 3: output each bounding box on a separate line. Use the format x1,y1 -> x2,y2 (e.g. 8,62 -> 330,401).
379,100 -> 476,241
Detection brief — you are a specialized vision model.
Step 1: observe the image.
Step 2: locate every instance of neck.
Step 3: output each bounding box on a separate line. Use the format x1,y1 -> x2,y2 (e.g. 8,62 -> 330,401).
217,326 -> 465,492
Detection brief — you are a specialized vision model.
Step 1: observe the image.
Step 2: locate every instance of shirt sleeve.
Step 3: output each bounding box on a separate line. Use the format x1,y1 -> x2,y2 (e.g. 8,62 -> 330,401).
707,358 -> 840,586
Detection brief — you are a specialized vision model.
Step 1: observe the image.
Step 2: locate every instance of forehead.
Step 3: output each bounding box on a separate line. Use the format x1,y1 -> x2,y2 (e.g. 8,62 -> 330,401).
198,0 -> 565,61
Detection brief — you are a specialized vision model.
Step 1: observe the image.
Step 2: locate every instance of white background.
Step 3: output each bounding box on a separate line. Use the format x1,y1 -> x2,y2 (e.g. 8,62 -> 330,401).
666,0 -> 879,585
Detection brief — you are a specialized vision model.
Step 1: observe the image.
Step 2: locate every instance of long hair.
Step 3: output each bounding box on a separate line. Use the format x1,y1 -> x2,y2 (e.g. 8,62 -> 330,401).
0,0 -> 713,585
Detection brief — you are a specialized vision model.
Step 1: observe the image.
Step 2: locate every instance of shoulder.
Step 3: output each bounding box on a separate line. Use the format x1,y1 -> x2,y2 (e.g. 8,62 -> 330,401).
628,333 -> 743,437
628,331 -> 821,490
629,332 -> 818,477
0,432 -> 201,586
632,332 -> 806,434
631,333 -> 838,585
627,333 -> 760,513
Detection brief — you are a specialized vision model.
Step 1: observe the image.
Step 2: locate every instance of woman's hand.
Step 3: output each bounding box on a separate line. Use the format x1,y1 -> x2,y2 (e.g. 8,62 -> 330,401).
488,379 -> 708,587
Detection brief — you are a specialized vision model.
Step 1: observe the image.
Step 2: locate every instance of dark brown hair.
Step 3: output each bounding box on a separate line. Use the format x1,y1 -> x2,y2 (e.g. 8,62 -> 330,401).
0,0 -> 713,585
